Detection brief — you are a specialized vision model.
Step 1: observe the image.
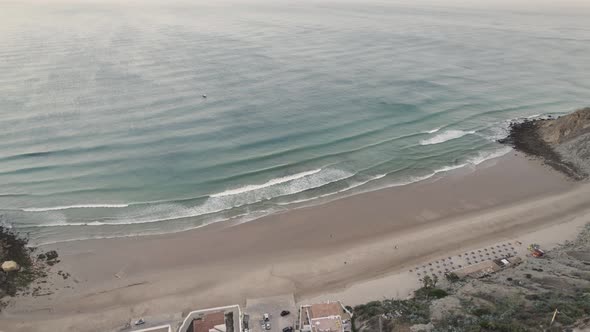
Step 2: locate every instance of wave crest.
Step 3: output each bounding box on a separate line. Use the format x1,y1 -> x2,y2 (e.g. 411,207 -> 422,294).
211,169 -> 322,198
423,127 -> 442,134
24,168 -> 353,227
22,204 -> 129,212
420,130 -> 475,145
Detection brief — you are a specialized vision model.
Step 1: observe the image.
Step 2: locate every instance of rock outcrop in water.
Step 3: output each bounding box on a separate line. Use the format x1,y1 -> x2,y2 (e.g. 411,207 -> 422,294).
499,107 -> 590,179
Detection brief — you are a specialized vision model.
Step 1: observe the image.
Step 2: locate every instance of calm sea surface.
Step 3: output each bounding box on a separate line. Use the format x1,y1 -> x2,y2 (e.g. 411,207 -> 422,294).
1,1 -> 589,244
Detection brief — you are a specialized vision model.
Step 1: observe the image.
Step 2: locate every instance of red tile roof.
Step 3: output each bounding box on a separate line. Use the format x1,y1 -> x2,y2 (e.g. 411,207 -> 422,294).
193,311 -> 225,332
309,303 -> 342,319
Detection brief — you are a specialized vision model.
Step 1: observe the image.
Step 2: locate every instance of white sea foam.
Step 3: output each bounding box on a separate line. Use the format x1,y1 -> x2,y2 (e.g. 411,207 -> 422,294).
211,169 -> 322,198
229,147 -> 510,211
278,154 -> 501,208
423,127 -> 442,134
467,146 -> 513,165
27,168 -> 353,227
22,145 -> 514,244
30,211 -> 258,246
484,122 -> 511,141
206,168 -> 353,206
420,130 -> 476,145
22,204 -> 129,212
27,146 -> 513,229
277,173 -> 387,206
402,164 -> 469,184
31,202 -> 235,227
480,113 -> 552,143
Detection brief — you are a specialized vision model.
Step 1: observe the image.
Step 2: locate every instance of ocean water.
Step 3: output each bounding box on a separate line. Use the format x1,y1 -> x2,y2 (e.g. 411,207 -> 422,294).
1,0 -> 589,245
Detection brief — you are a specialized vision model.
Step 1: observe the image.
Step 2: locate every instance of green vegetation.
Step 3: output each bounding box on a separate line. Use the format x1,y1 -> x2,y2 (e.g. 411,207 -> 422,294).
445,272 -> 460,283
0,226 -> 35,297
352,283 -> 450,331
421,274 -> 439,289
0,225 -> 59,310
352,225 -> 590,331
354,298 -> 430,324
414,287 -> 448,300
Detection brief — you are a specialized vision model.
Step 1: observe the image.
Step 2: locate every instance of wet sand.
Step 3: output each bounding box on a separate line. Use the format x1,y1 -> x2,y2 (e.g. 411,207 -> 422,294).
2,152 -> 589,332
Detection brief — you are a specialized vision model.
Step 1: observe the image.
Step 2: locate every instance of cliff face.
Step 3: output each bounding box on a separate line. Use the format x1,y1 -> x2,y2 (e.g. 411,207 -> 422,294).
499,107 -> 590,179
538,107 -> 590,145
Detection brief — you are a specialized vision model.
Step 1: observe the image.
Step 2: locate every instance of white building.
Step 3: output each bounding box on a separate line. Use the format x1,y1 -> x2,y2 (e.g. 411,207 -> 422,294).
299,301 -> 352,332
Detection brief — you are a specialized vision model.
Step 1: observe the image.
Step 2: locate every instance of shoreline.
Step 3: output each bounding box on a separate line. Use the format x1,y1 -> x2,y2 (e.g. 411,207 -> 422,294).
1,152 -> 589,332
25,147 -> 514,248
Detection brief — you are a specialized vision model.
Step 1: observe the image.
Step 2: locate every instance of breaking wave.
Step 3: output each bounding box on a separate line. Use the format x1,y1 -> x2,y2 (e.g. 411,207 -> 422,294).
420,130 -> 476,145
22,204 -> 129,212
423,127 -> 442,134
277,173 -> 387,206
23,168 -> 353,227
211,169 -> 322,198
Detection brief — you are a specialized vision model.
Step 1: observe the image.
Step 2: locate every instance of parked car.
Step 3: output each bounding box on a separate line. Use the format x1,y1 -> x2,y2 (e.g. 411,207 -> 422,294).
263,313 -> 270,322
280,310 -> 290,317
283,326 -> 293,332
265,322 -> 271,330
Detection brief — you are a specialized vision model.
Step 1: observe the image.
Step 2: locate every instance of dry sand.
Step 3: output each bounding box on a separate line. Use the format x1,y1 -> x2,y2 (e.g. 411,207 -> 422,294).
1,152 -> 589,332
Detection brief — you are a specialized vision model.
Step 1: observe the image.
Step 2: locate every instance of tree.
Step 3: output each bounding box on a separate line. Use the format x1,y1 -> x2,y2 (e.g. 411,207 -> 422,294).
445,273 -> 460,283
422,275 -> 433,289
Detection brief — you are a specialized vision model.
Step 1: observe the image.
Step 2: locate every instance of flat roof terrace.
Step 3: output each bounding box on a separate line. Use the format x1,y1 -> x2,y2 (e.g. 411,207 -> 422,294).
309,303 -> 343,320
311,316 -> 342,332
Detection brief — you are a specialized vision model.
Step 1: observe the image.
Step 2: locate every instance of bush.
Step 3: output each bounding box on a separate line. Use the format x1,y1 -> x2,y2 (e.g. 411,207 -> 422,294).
472,307 -> 491,317
428,288 -> 449,299
445,272 -> 460,283
353,301 -> 385,320
478,320 -> 528,332
416,287 -> 448,299
354,297 -> 431,326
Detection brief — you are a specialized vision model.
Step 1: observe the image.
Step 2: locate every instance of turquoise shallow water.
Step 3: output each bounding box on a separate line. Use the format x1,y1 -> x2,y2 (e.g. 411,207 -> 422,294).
1,1 -> 589,244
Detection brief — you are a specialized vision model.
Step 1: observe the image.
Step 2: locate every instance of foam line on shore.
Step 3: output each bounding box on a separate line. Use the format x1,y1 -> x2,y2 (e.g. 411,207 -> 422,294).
29,209 -> 273,246
21,204 -> 130,212
19,147 -> 512,229
21,168 -> 354,227
279,146 -> 513,207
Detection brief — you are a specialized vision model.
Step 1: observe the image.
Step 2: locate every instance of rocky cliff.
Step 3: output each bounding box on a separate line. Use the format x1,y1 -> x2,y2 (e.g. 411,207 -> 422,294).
499,107 -> 590,179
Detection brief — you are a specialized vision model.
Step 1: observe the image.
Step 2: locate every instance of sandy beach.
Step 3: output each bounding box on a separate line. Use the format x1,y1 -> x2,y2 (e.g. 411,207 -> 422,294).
1,152 -> 590,332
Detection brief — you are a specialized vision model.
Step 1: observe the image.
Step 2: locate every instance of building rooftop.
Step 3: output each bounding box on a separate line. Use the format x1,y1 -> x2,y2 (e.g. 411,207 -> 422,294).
301,302 -> 351,332
309,303 -> 343,320
192,311 -> 226,332
178,304 -> 241,332
453,256 -> 522,279
311,316 -> 342,332
132,325 -> 172,332
149,328 -> 171,332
